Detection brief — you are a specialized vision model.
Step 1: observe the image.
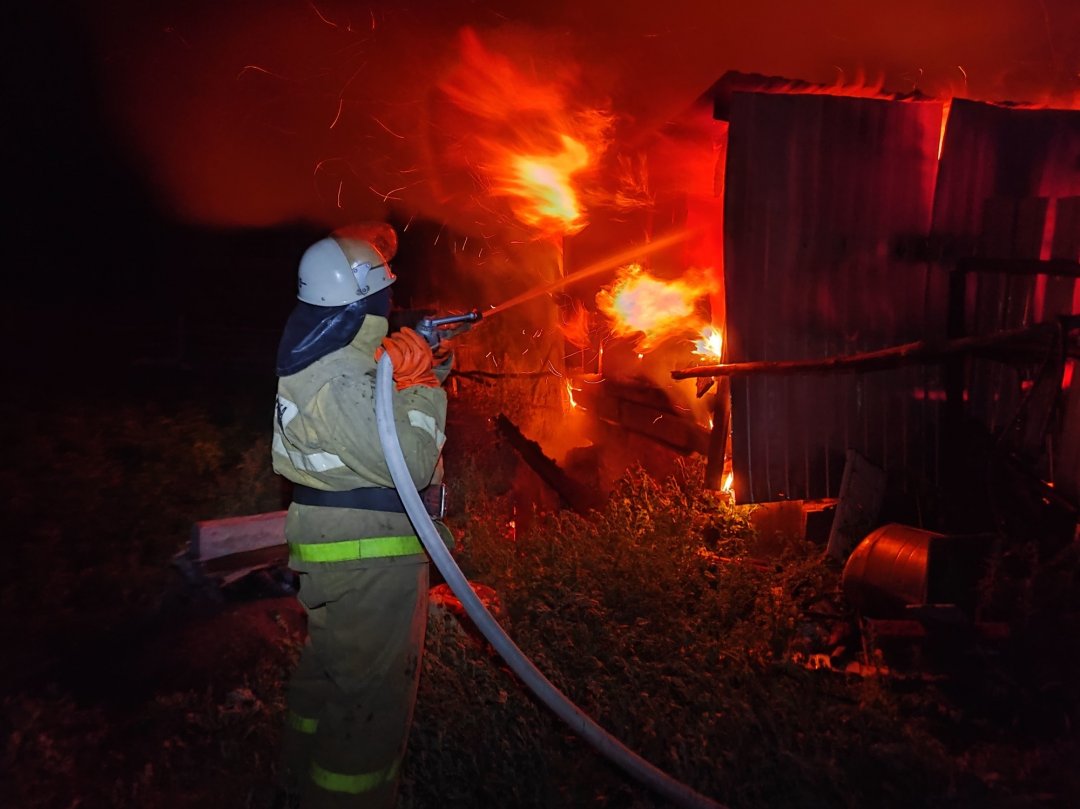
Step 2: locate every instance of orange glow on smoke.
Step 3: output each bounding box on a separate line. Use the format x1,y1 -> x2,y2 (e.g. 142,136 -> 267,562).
596,264 -> 717,350
439,28 -> 611,236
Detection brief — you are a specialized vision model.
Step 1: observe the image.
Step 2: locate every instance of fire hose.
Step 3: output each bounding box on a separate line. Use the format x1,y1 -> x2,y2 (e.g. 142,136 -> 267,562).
374,352 -> 726,809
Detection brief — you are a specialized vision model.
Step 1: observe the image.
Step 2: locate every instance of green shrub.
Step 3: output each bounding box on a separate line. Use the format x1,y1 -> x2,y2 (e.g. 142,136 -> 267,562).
406,456 -> 959,808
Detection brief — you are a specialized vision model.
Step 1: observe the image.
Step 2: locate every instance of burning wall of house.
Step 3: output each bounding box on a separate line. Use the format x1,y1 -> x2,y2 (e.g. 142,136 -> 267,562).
63,0 -> 1080,495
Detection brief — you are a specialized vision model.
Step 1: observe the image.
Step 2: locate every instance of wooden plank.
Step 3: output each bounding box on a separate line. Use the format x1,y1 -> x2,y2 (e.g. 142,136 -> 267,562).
826,450 -> 887,562
671,321 -> 1065,378
494,415 -> 602,514
190,510 -> 288,562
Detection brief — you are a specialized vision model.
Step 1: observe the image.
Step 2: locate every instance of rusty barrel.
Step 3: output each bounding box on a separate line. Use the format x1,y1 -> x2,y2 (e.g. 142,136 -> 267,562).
841,523 -> 939,616
842,523 -> 994,618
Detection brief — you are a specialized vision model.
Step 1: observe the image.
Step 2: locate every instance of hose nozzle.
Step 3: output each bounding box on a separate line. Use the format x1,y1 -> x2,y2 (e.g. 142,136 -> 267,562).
416,309 -> 482,349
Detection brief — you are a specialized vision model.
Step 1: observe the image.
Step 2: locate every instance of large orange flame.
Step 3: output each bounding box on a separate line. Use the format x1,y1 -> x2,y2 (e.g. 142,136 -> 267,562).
693,325 -> 724,361
506,135 -> 590,229
439,29 -> 612,236
596,263 -> 717,350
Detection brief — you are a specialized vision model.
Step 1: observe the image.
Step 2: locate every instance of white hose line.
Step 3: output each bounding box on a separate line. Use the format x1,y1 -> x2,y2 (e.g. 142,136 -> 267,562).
375,354 -> 726,809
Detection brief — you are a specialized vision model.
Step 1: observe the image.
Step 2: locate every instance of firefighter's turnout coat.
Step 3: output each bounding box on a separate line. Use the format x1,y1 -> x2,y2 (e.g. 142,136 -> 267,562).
273,313 -> 447,808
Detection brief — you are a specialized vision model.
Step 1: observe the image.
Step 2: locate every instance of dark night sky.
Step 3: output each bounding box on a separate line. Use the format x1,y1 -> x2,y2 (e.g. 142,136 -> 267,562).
5,1 -> 1079,310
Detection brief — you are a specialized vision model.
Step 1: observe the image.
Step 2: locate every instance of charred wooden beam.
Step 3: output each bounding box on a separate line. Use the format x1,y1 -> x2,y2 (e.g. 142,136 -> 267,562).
493,414 -> 602,514
671,319 -> 1077,380
703,377 -> 730,491
573,379 -> 712,457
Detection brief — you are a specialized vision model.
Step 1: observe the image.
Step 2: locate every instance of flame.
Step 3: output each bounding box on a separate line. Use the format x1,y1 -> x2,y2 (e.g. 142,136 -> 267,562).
596,263 -> 717,350
937,98 -> 952,160
693,326 -> 724,361
505,135 -> 590,229
565,380 -> 582,410
439,28 -> 612,236
723,69 -> 889,101
559,301 -> 592,349
722,471 -> 734,493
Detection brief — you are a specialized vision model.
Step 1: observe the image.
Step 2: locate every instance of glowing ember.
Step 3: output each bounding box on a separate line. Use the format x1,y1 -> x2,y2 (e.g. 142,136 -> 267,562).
596,263 -> 717,350
693,326 -> 724,361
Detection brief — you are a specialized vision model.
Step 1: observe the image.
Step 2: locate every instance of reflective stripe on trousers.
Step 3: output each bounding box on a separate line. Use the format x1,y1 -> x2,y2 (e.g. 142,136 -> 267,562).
288,535 -> 423,564
282,547 -> 429,808
287,709 -> 318,734
287,705 -> 403,794
310,757 -> 402,796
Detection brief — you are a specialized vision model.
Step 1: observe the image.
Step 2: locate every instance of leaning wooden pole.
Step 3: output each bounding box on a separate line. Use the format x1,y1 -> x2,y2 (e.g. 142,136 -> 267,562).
672,320 -> 1076,381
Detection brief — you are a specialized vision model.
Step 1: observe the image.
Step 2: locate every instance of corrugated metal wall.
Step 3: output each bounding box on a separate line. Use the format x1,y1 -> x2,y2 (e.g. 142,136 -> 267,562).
930,99 -> 1080,493
722,92 -> 943,503
722,92 -> 1080,506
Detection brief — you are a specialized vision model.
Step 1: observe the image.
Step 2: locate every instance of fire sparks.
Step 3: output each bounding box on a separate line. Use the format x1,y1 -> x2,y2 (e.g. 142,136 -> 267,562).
596,263 -> 717,350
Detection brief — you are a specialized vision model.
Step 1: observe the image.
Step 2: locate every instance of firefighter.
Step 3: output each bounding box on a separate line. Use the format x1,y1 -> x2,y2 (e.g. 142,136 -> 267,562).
272,224 -> 450,808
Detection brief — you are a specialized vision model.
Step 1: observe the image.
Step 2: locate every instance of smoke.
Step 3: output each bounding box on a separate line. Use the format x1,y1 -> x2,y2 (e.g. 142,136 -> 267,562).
76,0 -> 1079,230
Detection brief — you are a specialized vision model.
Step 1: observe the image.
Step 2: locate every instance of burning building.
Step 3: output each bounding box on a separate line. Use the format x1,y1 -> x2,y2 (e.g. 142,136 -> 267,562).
29,2 -> 1078,545
7,4 -> 1080,807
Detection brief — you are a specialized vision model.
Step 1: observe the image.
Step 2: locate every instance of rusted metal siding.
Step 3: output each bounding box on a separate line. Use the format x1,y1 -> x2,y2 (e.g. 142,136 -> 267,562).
722,92 -> 943,503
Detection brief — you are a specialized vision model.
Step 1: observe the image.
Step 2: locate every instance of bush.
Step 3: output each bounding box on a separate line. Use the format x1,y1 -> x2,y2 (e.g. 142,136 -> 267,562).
5,371 -> 1077,809
406,456 -> 959,809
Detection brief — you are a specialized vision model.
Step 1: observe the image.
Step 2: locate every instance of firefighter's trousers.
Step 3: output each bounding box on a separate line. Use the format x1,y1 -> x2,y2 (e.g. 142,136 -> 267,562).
281,552 -> 429,808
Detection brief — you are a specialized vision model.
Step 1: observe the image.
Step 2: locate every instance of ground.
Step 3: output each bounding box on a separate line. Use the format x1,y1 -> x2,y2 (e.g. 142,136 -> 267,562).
2,365 -> 1079,809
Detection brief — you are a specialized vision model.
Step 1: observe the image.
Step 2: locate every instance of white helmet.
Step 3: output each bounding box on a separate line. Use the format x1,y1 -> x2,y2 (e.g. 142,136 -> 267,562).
296,233 -> 396,306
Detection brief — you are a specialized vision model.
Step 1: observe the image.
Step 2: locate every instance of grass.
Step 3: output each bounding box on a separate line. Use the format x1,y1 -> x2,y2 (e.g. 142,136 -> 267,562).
2,367 -> 1078,808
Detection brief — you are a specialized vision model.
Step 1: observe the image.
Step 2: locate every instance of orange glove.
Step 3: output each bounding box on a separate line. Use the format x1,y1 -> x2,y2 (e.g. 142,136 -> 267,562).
375,327 -> 440,390
432,338 -> 453,365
